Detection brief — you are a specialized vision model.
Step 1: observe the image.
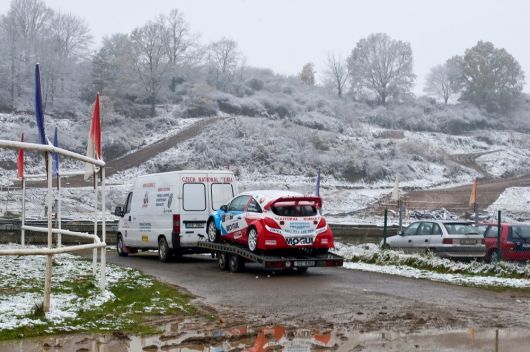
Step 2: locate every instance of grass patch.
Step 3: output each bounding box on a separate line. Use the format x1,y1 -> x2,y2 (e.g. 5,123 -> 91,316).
0,253 -> 198,341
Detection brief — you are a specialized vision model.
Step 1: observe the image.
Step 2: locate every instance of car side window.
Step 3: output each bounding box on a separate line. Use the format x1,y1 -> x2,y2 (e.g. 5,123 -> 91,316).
432,223 -> 442,235
484,226 -> 499,238
246,198 -> 262,213
228,196 -> 249,212
418,222 -> 433,236
404,222 -> 420,236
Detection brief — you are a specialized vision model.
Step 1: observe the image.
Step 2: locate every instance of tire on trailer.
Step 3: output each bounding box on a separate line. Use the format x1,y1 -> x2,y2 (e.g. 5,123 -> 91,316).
218,252 -> 228,271
117,234 -> 128,257
247,227 -> 258,252
228,254 -> 244,273
158,236 -> 171,263
296,267 -> 309,274
207,219 -> 220,243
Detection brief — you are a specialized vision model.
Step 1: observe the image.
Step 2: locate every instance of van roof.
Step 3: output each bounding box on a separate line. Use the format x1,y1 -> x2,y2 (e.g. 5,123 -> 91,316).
136,170 -> 234,178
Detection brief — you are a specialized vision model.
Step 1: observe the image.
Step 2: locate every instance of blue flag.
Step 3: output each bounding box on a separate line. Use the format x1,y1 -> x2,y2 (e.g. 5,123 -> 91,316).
315,168 -> 321,197
52,127 -> 59,177
35,64 -> 46,145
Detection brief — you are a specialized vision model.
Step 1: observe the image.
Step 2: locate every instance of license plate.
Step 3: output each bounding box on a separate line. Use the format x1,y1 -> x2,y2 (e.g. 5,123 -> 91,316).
460,239 -> 477,245
294,260 -> 315,267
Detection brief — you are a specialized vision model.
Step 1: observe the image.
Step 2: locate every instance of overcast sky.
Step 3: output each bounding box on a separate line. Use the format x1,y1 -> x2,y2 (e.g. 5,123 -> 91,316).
2,0 -> 529,94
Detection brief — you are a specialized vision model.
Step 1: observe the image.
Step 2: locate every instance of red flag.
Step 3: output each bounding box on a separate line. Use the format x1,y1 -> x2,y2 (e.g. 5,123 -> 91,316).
17,133 -> 24,178
84,94 -> 102,181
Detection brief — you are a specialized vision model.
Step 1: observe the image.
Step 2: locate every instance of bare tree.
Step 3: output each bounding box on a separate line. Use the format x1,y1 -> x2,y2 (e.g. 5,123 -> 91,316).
207,37 -> 243,90
347,33 -> 415,104
324,53 -> 348,98
424,64 -> 455,104
159,9 -> 190,66
131,21 -> 168,116
298,62 -> 315,86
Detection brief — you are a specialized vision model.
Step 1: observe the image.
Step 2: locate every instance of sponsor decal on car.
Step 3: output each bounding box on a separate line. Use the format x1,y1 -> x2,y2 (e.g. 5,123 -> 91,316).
285,237 -> 314,246
233,231 -> 243,239
225,222 -> 240,232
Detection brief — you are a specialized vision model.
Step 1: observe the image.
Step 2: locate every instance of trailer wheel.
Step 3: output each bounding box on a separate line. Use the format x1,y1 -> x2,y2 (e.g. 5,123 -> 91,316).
158,237 -> 170,263
228,254 -> 244,273
218,252 -> 228,271
207,220 -> 220,243
117,235 -> 128,257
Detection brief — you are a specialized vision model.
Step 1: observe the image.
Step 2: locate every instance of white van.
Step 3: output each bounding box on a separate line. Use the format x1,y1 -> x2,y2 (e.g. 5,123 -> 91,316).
114,170 -> 238,262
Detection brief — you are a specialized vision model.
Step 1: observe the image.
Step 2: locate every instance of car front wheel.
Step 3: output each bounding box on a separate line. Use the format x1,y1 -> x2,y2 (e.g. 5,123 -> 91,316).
158,237 -> 170,263
207,220 -> 220,243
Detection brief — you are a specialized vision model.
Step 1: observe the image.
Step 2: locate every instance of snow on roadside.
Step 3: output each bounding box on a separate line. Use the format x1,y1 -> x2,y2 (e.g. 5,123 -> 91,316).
334,242 -> 530,289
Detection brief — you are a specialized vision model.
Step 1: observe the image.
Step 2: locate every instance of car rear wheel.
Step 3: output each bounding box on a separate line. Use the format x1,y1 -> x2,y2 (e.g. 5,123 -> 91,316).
158,237 -> 170,263
487,249 -> 500,263
229,254 -> 244,273
218,252 -> 228,271
247,227 -> 258,252
207,220 -> 220,243
117,235 -> 128,257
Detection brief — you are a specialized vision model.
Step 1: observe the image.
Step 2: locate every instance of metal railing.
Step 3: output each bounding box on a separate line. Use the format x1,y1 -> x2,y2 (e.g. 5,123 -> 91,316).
0,139 -> 107,313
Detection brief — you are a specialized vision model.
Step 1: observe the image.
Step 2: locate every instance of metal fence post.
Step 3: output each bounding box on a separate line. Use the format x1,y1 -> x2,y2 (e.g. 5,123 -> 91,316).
497,210 -> 502,262
100,167 -> 106,290
44,152 -> 53,312
92,171 -> 98,276
383,208 -> 388,248
21,178 -> 25,245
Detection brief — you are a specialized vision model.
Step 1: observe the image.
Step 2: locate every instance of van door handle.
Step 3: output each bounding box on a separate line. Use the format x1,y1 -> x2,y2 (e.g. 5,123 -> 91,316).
408,239 -> 412,243
425,239 -> 429,242
128,216 -> 131,221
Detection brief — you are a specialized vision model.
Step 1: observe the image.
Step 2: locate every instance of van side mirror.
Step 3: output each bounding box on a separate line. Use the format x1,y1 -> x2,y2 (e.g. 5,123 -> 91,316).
220,205 -> 228,212
114,206 -> 123,217
398,230 -> 404,236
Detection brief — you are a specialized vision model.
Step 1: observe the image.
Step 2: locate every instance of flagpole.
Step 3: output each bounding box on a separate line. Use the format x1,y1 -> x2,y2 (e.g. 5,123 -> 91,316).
100,167 -> 106,289
21,177 -> 25,246
43,151 -> 53,312
92,170 -> 97,276
57,174 -> 61,247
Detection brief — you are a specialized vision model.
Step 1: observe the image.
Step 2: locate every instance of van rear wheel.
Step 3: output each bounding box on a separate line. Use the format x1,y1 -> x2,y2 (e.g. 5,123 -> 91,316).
207,220 -> 220,243
158,237 -> 170,263
117,235 -> 128,257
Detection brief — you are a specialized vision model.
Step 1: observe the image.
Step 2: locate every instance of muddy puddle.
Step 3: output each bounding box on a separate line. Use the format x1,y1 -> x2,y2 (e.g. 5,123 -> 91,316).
1,318 -> 529,351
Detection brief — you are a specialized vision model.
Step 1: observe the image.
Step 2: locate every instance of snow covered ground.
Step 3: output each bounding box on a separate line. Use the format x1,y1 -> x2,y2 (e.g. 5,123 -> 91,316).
334,243 -> 530,289
487,187 -> 530,221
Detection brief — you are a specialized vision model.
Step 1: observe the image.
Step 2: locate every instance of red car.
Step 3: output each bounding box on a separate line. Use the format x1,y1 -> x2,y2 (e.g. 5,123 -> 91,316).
482,222 -> 530,262
207,190 -> 334,253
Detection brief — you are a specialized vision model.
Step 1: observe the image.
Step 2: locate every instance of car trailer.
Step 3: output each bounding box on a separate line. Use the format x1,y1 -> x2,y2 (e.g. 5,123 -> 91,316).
196,241 -> 344,273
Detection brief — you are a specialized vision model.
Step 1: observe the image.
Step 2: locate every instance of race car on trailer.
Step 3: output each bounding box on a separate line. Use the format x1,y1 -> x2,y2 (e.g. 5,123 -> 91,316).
198,190 -> 343,272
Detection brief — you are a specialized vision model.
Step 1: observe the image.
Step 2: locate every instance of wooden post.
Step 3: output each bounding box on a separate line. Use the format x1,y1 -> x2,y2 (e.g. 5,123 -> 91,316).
100,167 -> 106,289
44,152 -> 53,312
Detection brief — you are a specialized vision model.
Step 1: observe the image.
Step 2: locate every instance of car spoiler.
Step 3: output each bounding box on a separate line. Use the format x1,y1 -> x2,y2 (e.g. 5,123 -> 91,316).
264,196 -> 323,210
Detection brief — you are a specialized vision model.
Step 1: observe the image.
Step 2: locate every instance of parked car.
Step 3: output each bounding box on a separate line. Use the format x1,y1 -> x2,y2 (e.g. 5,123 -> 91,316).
482,222 -> 530,262
383,220 -> 485,259
115,170 -> 237,262
206,190 -> 334,253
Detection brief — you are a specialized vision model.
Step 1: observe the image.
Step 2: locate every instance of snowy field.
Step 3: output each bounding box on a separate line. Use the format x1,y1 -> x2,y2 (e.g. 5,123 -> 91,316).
334,243 -> 530,289
487,187 -> 530,221
0,245 -> 191,335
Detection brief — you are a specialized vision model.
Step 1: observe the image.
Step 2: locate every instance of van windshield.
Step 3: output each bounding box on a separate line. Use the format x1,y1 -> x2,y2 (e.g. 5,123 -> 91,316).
271,205 -> 317,217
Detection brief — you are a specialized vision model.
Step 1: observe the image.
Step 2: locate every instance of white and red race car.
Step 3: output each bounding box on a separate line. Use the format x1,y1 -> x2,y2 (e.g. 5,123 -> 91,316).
206,190 -> 334,252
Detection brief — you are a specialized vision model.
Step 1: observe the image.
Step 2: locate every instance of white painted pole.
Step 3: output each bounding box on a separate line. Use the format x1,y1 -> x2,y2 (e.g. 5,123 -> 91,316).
44,152 -> 53,313
21,178 -> 25,246
92,171 -> 98,276
57,175 -> 61,247
100,167 -> 106,289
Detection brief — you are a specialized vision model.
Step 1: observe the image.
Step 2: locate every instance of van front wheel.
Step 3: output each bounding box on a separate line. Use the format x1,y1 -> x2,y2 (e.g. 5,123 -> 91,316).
117,235 -> 128,257
207,220 -> 220,243
158,237 -> 170,263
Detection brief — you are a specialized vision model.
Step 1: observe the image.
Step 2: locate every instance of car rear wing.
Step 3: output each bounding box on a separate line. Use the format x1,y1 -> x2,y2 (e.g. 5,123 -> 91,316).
264,196 -> 323,210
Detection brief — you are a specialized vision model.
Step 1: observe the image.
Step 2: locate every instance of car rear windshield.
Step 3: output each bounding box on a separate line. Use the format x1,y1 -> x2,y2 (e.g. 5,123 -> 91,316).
271,205 -> 318,217
510,226 -> 530,241
443,223 -> 478,235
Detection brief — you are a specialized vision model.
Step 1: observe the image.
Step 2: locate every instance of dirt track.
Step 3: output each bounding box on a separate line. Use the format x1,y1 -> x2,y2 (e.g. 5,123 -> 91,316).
105,252 -> 530,334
